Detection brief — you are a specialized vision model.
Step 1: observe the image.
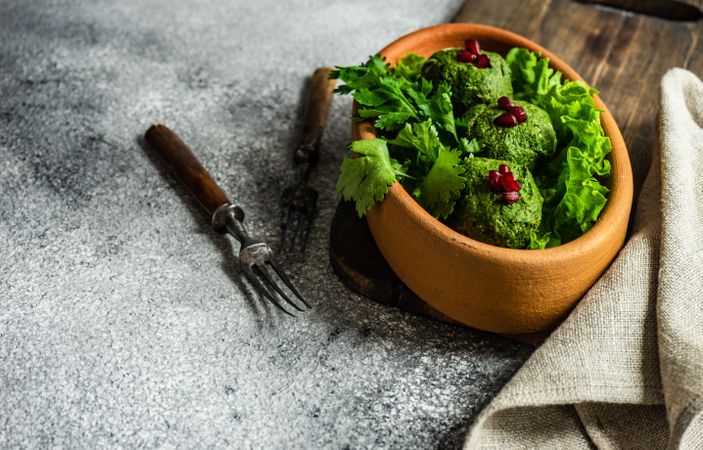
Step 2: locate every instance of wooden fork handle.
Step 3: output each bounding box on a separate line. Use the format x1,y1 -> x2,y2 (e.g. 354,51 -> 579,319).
145,124 -> 231,217
295,67 -> 336,165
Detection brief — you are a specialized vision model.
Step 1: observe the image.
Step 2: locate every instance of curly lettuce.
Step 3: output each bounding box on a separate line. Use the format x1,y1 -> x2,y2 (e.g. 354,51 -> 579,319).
506,48 -> 612,247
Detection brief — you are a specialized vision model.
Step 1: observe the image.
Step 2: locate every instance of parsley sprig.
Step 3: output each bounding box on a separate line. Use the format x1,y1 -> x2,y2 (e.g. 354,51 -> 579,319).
331,54 -> 476,219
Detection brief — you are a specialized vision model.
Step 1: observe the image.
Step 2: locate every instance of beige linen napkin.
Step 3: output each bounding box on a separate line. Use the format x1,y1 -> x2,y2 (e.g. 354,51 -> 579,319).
465,68 -> 703,449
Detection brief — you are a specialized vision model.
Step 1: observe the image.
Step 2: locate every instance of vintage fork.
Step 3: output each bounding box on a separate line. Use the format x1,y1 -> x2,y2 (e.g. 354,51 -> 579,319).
279,67 -> 336,254
145,124 -> 310,316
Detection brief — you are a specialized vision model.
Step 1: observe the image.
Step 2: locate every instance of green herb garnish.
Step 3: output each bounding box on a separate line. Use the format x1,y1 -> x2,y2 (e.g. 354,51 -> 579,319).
332,54 -> 471,219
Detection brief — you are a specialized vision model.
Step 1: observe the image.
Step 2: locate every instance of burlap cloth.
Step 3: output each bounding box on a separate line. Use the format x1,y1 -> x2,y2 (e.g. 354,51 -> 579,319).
465,68 -> 703,449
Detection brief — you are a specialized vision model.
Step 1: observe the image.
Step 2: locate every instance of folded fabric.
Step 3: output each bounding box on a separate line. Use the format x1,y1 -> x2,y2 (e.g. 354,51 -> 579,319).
464,68 -> 703,449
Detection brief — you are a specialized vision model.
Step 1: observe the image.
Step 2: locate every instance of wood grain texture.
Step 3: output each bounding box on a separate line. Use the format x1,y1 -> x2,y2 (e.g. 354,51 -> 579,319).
577,0 -> 702,21
455,0 -> 703,198
144,124 -> 230,217
329,201 -> 459,324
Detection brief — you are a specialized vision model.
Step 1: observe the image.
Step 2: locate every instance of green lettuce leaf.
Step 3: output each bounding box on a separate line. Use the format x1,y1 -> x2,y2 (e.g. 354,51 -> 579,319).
393,53 -> 426,81
507,48 -> 612,246
506,48 -> 561,102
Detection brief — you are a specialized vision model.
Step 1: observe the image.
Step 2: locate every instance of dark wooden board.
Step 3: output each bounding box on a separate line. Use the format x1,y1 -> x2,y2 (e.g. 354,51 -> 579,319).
577,0 -> 702,21
329,200 -> 460,325
329,0 -> 702,335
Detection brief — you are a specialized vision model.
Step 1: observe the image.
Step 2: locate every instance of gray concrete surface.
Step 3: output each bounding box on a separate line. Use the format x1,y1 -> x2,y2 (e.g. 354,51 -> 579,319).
0,1 -> 533,448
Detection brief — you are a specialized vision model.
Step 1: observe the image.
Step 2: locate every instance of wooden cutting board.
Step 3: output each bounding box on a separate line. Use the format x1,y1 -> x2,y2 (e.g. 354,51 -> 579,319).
329,0 -> 702,333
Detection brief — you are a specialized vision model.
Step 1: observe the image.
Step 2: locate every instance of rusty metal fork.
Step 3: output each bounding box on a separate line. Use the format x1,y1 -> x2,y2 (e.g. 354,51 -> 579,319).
279,67 -> 336,254
145,124 -> 310,316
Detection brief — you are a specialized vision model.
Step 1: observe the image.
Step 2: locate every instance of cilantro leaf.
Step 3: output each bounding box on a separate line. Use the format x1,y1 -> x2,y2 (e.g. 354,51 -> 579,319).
330,55 -> 389,95
336,139 -> 401,217
389,120 -> 443,167
353,77 -> 419,131
332,56 -> 468,150
416,149 -> 465,219
409,82 -> 455,139
427,82 -> 459,141
389,120 -> 465,218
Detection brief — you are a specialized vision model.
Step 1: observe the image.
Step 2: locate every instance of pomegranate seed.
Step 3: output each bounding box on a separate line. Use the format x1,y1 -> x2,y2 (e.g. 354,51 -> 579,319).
498,164 -> 510,175
502,191 -> 520,204
509,106 -> 527,123
501,172 -> 521,192
465,39 -> 481,55
457,50 -> 476,63
494,112 -> 517,127
474,54 -> 491,68
497,96 -> 514,111
487,170 -> 503,192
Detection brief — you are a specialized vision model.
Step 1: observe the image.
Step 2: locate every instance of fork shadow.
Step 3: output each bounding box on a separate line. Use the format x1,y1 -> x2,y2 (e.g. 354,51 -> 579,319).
136,133 -> 276,322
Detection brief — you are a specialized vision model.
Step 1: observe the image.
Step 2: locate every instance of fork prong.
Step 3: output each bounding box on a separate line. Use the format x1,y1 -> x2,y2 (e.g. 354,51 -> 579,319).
253,264 -> 305,312
245,266 -> 295,317
267,261 -> 311,309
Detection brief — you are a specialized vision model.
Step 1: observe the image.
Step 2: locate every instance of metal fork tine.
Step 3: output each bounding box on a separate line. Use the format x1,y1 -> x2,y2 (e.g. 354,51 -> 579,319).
267,261 -> 311,309
254,264 -> 305,312
245,267 -> 295,317
278,185 -> 318,256
145,123 -> 310,318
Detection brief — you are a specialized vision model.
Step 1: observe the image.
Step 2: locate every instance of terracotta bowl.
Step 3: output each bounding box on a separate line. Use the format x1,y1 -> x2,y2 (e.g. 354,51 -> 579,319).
353,23 -> 633,334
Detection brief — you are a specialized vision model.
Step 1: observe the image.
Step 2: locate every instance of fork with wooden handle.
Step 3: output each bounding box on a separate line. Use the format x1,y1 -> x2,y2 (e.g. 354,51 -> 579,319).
279,67 -> 337,254
145,124 -> 310,316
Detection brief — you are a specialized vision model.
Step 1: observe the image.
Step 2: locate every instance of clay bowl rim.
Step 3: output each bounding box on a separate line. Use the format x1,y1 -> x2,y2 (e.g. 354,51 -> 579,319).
354,23 -> 633,264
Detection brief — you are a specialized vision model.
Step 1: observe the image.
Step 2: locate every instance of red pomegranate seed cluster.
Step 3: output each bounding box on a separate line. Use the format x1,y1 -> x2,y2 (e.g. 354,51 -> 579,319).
487,164 -> 521,204
493,96 -> 527,128
457,39 -> 491,68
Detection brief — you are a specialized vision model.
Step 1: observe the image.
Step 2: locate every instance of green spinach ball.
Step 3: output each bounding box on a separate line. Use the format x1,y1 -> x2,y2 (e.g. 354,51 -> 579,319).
421,49 -> 513,113
450,157 -> 542,249
465,101 -> 557,171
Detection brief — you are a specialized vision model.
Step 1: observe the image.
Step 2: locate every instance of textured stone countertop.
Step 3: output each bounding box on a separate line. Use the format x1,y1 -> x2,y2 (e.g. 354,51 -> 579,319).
0,1 -> 533,448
